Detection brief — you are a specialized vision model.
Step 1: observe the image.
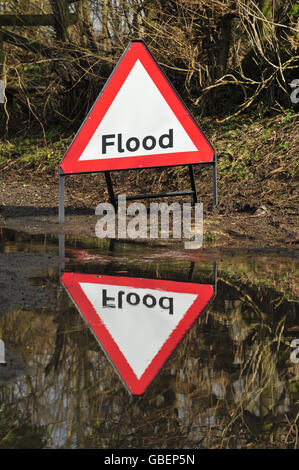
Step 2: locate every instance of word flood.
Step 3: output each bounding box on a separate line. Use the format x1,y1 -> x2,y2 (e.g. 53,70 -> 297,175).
102,289 -> 174,315
102,129 -> 174,154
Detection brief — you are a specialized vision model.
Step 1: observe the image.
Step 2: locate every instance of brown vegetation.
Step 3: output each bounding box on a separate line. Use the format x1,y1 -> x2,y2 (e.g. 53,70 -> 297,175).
0,0 -> 298,134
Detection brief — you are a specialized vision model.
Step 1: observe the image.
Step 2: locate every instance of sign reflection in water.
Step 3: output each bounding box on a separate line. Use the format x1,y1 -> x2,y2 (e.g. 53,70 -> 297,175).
0,339 -> 6,365
0,228 -> 297,448
60,269 -> 216,395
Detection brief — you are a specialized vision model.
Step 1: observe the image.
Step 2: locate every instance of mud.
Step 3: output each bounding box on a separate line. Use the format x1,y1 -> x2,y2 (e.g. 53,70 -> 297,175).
0,170 -> 297,253
0,251 -> 59,317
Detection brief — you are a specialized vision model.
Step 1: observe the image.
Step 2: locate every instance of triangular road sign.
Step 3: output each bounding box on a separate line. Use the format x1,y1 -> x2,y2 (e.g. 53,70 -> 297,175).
61,273 -> 215,394
60,41 -> 215,175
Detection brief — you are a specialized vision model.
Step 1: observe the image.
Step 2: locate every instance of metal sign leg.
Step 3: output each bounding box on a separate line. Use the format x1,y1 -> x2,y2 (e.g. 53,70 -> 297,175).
105,171 -> 117,209
212,261 -> 218,295
212,158 -> 218,206
59,234 -> 65,276
188,261 -> 195,281
188,165 -> 198,205
59,173 -> 65,224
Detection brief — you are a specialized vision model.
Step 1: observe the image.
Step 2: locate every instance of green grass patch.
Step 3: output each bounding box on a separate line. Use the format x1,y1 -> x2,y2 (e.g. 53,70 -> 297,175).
0,127 -> 73,169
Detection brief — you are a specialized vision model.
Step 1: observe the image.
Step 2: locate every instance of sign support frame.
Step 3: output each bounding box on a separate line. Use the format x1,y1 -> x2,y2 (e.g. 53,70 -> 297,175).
212,154 -> 218,206
102,162 -> 201,209
58,159 -> 217,223
59,167 -> 65,224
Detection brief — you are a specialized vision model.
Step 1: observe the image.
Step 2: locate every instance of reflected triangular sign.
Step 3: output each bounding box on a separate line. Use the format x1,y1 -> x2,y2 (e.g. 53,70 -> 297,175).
61,273 -> 214,395
60,41 -> 214,174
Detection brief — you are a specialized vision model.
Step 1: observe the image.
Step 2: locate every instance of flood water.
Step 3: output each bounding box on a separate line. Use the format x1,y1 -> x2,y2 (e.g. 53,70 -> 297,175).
0,227 -> 298,449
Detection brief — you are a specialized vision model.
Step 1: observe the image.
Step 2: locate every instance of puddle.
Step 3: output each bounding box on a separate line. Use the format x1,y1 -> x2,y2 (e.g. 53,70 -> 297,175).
0,227 -> 298,449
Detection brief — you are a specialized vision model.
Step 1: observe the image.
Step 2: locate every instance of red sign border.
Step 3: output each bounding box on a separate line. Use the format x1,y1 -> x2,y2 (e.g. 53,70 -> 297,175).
61,272 -> 215,395
60,40 -> 215,175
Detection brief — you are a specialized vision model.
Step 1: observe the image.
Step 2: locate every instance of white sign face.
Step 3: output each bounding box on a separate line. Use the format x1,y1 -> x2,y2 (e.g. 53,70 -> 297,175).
78,60 -> 197,161
79,282 -> 197,379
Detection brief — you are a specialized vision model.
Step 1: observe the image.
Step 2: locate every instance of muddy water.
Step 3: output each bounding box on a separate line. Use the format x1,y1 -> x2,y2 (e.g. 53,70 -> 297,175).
0,227 -> 298,449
